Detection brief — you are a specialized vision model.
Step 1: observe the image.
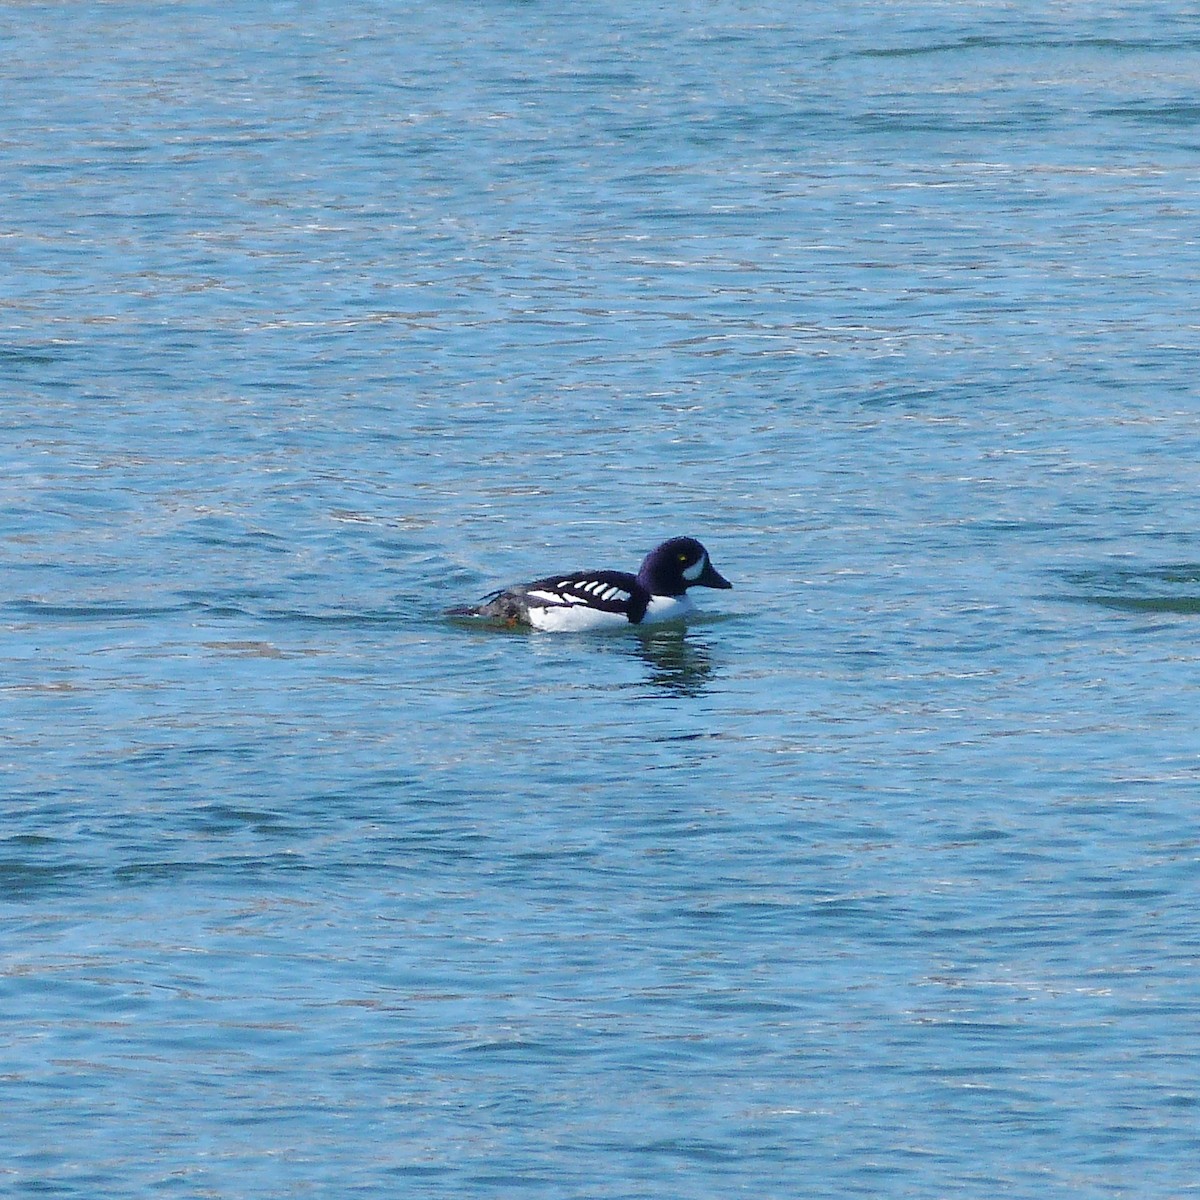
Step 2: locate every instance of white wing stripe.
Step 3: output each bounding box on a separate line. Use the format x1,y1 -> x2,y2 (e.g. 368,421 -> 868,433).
531,579 -> 632,608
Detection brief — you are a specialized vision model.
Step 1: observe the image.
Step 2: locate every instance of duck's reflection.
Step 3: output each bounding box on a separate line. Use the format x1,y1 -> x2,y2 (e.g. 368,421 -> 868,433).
629,626 -> 716,697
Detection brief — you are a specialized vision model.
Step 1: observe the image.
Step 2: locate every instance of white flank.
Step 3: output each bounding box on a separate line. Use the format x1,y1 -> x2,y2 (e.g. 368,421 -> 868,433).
528,604 -> 630,632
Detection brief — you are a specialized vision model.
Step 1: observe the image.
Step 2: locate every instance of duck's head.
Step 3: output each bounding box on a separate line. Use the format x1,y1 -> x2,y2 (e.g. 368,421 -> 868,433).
638,537 -> 732,598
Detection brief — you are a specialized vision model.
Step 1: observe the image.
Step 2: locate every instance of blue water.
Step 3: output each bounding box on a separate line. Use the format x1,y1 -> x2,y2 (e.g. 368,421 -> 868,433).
4,2 -> 1200,1196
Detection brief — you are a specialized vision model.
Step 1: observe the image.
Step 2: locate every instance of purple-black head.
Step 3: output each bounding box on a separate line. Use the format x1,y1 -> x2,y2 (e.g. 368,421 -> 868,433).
637,537 -> 732,598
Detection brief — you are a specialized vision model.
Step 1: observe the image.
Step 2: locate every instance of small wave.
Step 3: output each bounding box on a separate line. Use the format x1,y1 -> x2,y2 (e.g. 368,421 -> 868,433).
8,598 -> 190,621
1056,564 -> 1200,615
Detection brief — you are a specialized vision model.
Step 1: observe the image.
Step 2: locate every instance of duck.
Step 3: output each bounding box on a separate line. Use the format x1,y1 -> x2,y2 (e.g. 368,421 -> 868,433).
450,536 -> 732,631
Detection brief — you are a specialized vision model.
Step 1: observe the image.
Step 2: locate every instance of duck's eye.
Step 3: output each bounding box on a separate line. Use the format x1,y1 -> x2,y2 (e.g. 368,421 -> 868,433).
678,553 -> 688,563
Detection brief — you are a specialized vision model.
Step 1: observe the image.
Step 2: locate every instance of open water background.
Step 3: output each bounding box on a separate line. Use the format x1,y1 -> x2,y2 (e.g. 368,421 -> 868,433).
3,2 -> 1200,1196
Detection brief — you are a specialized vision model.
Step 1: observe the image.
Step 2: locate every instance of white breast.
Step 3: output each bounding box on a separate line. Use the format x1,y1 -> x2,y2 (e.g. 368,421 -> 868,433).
642,594 -> 695,624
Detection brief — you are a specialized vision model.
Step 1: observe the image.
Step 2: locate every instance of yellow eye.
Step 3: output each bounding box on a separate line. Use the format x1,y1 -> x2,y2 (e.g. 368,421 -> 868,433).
678,553 -> 688,562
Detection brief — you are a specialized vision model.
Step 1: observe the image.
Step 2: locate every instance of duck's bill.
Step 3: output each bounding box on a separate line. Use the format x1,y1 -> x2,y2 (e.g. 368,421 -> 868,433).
699,562 -> 733,589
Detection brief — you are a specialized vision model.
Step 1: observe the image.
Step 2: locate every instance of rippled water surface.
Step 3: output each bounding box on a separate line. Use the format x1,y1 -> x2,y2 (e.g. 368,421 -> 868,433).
4,2 -> 1200,1196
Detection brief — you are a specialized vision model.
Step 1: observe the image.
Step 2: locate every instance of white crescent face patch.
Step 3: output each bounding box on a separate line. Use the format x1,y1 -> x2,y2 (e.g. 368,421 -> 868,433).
681,555 -> 707,582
